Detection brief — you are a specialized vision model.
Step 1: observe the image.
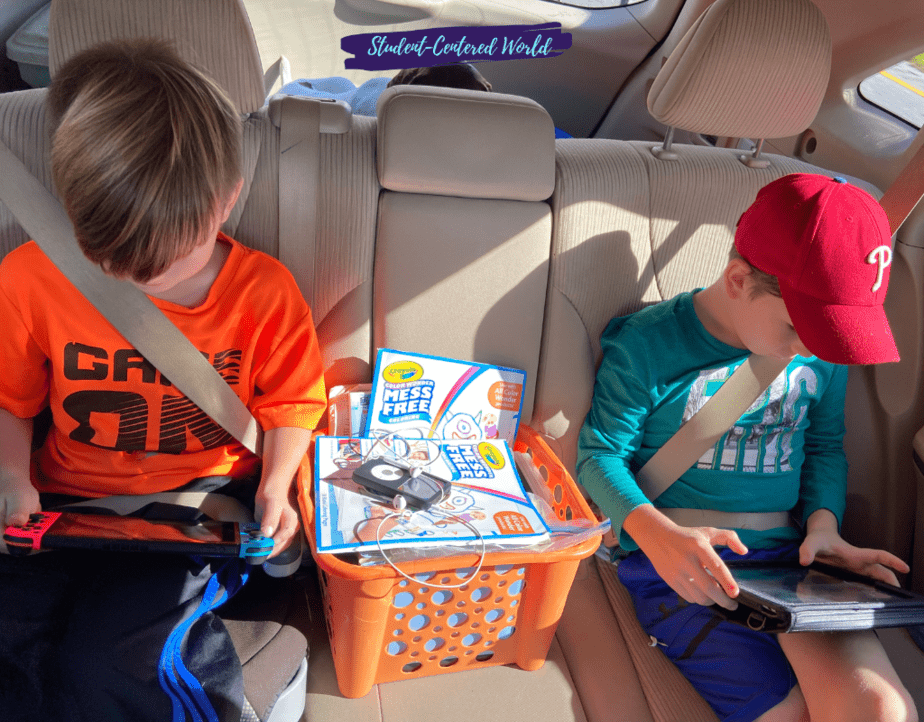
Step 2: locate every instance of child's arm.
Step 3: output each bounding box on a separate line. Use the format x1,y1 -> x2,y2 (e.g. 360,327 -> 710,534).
578,317 -> 745,609
254,426 -> 312,558
0,408 -> 40,540
796,364 -> 849,529
793,367 -> 909,584
798,508 -> 909,586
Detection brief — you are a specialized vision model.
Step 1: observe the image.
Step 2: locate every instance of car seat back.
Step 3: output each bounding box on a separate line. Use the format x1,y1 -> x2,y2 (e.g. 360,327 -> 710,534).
372,84 -> 556,421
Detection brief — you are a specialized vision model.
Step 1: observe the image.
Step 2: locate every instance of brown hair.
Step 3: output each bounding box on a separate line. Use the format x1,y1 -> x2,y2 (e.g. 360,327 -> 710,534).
47,39 -> 242,282
728,245 -> 782,298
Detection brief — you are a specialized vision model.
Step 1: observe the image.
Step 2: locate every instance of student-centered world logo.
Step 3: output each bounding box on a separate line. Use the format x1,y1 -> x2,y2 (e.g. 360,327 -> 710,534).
342,22 -> 572,71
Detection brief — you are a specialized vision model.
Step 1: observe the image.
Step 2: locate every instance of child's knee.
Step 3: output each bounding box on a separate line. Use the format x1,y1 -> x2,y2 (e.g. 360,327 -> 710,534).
868,685 -> 918,722
878,683 -> 919,722
825,677 -> 918,722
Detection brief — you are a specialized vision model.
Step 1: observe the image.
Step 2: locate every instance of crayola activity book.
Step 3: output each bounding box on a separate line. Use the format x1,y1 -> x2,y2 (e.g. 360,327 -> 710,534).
314,435 -> 549,554
364,349 -> 526,446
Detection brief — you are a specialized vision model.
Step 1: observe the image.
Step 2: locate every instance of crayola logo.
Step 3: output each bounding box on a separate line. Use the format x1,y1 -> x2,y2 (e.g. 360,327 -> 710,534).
383,361 -> 424,384
478,442 -> 505,470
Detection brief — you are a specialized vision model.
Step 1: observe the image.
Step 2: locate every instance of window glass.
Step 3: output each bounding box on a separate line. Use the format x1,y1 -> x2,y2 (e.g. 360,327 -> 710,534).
859,54 -> 924,129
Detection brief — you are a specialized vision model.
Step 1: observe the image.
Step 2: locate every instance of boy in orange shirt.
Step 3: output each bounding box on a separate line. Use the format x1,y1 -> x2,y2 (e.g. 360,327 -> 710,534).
0,40 -> 325,721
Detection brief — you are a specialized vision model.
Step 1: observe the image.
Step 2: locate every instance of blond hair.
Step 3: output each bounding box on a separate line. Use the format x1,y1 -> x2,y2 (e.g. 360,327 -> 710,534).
47,39 -> 242,282
729,245 -> 781,298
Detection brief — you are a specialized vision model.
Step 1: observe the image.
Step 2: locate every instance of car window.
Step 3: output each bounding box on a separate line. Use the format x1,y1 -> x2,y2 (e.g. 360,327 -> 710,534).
859,54 -> 924,129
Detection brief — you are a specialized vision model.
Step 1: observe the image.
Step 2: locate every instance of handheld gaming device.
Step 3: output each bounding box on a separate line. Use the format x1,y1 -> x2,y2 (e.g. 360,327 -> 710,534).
3,511 -> 274,563
351,458 -> 449,511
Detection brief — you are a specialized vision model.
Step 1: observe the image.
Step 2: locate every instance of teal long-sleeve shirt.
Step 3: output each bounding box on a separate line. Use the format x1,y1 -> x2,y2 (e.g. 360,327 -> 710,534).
576,292 -> 848,552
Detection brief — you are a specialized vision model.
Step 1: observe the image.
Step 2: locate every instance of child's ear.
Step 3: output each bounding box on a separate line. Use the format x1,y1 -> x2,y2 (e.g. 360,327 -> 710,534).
219,177 -> 245,223
723,258 -> 752,300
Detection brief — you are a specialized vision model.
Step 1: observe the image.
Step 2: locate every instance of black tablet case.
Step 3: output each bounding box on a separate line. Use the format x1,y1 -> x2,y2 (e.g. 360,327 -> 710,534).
716,560 -> 924,633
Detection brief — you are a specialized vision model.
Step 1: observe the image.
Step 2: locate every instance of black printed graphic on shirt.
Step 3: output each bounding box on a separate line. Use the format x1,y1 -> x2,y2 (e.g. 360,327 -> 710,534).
60,342 -> 241,453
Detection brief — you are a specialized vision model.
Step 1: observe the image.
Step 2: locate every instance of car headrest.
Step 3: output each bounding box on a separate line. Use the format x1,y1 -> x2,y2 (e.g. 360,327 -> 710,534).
647,0 -> 831,139
376,85 -> 555,202
48,0 -> 266,114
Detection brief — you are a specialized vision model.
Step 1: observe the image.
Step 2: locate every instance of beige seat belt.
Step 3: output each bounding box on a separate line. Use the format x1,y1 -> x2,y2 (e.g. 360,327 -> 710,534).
878,130 -> 924,235
58,491 -> 254,523
0,140 -> 264,458
270,95 -> 321,305
634,354 -> 792,531
267,94 -> 350,306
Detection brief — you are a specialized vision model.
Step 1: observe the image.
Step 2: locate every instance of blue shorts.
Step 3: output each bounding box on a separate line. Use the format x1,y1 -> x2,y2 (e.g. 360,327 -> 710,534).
617,543 -> 801,722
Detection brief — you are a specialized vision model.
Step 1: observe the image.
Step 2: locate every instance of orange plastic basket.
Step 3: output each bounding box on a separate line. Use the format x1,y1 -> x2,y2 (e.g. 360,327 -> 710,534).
298,425 -> 602,698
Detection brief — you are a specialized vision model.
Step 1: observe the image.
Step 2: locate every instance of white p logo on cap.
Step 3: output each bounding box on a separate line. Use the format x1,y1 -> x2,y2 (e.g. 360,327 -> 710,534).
867,245 -> 892,293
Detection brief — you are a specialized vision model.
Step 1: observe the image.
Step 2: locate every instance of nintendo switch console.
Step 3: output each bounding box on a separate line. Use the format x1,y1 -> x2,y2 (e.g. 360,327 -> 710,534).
3,511 -> 274,563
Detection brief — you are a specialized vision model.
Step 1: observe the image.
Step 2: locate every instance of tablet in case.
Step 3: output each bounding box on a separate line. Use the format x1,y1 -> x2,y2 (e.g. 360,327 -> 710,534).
716,560 -> 924,633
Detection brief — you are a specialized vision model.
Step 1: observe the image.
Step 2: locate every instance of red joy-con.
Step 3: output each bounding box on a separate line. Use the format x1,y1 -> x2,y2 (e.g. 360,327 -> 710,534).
3,511 -> 63,553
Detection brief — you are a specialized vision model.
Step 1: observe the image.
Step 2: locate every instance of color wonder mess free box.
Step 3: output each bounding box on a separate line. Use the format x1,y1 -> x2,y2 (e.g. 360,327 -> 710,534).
365,349 -> 526,446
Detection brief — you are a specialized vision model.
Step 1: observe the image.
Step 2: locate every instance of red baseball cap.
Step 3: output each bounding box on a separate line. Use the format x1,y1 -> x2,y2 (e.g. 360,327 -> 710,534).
734,173 -> 899,365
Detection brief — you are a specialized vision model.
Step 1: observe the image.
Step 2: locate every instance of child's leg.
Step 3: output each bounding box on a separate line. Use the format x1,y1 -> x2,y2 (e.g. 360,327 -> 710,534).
56,551 -> 245,722
753,686 -> 807,722
618,549 -> 799,721
0,551 -> 77,722
778,629 -> 918,722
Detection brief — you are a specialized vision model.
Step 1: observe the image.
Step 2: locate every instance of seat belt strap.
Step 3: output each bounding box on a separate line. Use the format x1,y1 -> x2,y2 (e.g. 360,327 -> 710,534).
636,354 -> 790,502
270,94 -> 321,307
879,131 -> 924,235
0,140 -> 263,456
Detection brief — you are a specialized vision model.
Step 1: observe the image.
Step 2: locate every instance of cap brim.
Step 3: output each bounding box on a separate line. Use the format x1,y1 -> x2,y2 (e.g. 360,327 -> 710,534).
782,284 -> 900,365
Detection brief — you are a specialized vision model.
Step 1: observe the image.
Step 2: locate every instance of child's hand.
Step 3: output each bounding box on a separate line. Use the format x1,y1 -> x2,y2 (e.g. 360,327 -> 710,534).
0,477 -> 41,554
800,509 -> 909,586
625,505 -> 748,610
800,527 -> 909,587
254,488 -> 301,559
1,476 -> 40,528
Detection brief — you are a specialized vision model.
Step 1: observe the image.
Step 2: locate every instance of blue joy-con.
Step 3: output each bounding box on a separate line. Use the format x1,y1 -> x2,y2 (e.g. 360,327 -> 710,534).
238,522 -> 274,563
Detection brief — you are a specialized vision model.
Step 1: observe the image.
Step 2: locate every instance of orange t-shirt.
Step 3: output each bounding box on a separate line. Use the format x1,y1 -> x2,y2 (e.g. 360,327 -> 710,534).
0,234 -> 326,497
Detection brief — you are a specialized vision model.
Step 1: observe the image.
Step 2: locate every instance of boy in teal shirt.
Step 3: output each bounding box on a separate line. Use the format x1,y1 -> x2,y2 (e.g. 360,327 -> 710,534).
579,174 -> 917,722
